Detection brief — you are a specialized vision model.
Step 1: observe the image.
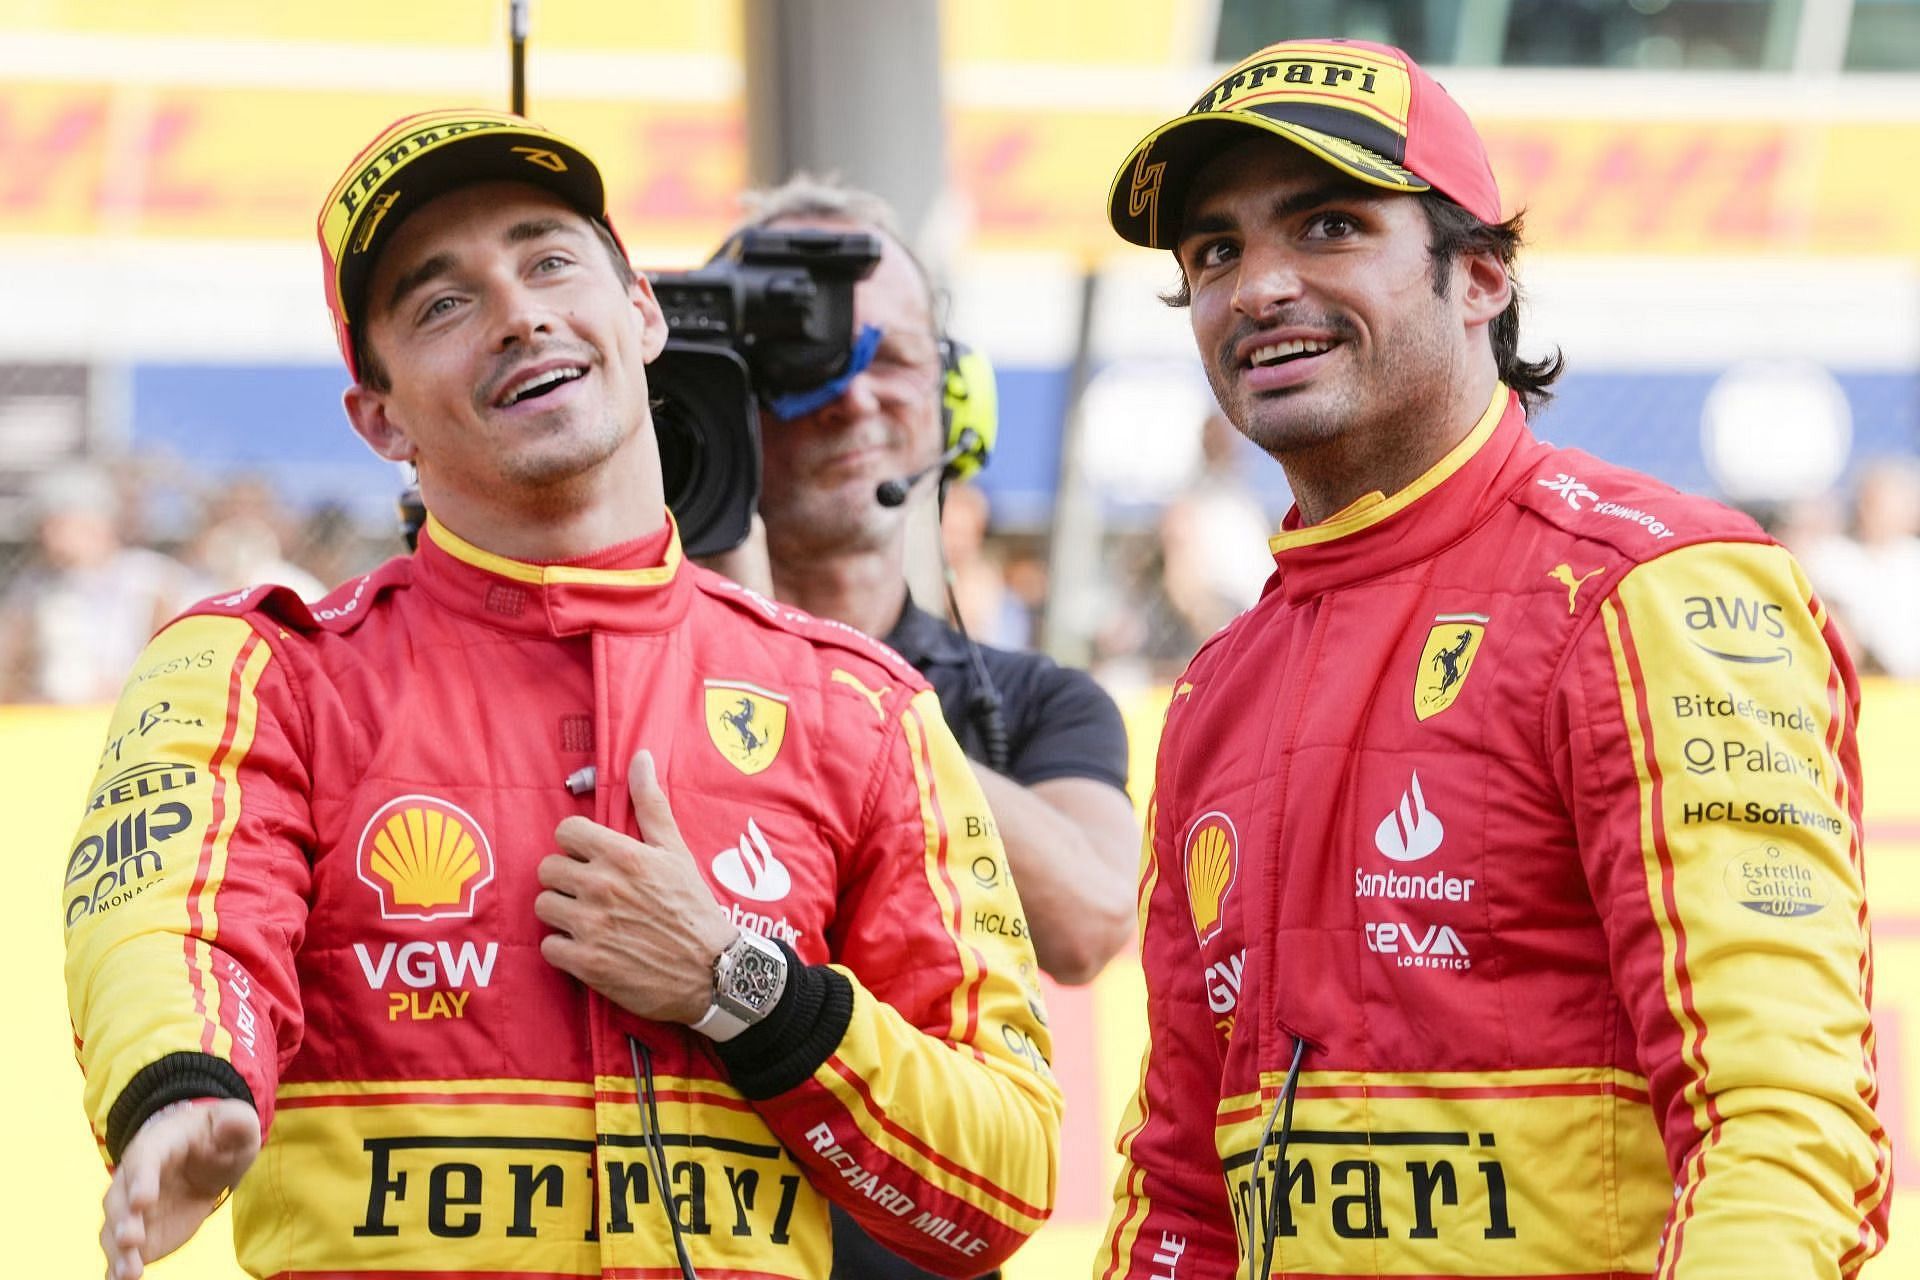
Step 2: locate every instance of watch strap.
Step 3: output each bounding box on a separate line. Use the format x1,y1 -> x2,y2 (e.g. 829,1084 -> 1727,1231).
690,1001 -> 752,1043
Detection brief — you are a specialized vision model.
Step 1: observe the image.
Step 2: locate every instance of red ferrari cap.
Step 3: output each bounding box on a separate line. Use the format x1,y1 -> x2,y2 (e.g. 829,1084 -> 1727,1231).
1109,38 -> 1502,249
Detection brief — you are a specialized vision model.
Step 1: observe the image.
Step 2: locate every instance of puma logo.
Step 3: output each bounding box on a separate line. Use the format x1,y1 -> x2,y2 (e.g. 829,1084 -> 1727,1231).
1548,563 -> 1605,614
831,668 -> 889,721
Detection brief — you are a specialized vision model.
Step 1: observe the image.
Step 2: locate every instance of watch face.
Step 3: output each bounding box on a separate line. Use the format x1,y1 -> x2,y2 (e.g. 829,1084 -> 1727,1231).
720,937 -> 785,1018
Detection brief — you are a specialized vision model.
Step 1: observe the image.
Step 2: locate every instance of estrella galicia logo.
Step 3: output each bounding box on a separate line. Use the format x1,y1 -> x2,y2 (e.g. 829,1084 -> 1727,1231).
1682,595 -> 1793,666
1724,842 -> 1830,919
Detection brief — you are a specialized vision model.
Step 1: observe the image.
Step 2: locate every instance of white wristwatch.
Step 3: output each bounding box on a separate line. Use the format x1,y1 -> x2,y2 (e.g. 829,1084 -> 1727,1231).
689,928 -> 788,1042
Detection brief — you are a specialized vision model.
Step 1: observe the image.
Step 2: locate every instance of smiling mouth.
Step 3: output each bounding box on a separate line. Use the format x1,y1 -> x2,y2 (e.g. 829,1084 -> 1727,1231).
1248,338 -> 1336,368
495,367 -> 586,408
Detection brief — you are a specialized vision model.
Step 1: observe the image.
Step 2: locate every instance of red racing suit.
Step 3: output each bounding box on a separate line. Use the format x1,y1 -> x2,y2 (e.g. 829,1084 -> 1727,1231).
62,516 -> 1060,1279
1100,388 -> 1889,1279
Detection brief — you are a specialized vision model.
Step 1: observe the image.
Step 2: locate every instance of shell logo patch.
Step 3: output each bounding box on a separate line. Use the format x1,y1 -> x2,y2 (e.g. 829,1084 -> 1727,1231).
705,681 -> 790,776
1414,613 -> 1488,722
357,795 -> 495,921
1183,811 -> 1240,945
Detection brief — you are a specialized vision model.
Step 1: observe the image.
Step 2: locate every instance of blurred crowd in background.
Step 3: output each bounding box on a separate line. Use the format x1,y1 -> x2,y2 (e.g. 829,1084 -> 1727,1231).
7,435 -> 1917,707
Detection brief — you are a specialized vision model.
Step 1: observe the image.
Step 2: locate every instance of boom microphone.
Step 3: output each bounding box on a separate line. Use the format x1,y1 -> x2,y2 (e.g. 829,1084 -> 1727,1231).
875,440 -> 967,508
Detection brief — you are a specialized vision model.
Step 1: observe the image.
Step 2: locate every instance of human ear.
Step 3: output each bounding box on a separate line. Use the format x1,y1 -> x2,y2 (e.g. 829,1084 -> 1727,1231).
630,274 -> 668,362
1458,250 -> 1512,328
344,385 -> 418,464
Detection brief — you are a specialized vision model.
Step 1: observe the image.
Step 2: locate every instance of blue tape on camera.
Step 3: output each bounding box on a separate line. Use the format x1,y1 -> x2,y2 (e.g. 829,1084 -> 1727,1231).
766,324 -> 884,421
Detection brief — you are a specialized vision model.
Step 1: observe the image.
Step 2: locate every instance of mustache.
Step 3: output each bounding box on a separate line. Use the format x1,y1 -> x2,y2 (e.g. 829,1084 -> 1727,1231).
1218,311 -> 1356,369
477,343 -> 597,408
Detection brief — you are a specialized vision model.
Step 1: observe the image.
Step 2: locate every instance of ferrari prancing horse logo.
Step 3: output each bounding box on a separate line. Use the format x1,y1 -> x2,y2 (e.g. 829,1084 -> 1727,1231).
1414,613 -> 1488,722
705,681 -> 789,775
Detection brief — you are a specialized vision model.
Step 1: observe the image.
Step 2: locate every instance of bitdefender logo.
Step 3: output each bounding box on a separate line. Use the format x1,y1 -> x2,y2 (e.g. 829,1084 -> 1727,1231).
1374,773 -> 1444,862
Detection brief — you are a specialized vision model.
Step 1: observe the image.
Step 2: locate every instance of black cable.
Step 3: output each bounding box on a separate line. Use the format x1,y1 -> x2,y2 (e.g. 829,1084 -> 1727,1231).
943,567 -> 1009,774
1253,1036 -> 1308,1280
628,1036 -> 698,1280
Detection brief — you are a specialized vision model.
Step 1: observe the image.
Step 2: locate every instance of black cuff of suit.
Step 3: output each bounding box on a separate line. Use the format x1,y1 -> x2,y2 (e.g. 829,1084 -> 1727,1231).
712,940 -> 853,1100
106,1051 -> 256,1163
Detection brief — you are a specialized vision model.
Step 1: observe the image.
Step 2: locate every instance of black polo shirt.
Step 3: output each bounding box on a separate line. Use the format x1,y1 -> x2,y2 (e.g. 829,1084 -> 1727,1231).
882,599 -> 1130,791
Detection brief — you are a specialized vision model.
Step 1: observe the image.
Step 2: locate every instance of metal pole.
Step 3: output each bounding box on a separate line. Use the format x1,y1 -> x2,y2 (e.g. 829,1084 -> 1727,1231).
1039,266 -> 1102,667
509,0 -> 529,114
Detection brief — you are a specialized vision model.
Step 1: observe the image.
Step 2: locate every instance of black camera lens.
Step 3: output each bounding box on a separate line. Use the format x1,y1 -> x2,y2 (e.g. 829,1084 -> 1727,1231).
646,340 -> 760,558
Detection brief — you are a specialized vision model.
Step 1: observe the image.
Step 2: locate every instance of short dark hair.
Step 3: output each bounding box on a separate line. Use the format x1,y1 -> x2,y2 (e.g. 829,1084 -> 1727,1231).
1158,192 -> 1564,414
355,217 -> 635,392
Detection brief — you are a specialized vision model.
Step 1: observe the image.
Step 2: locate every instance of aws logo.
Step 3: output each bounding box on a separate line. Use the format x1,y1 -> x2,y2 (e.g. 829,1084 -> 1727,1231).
1683,595 -> 1793,666
356,796 -> 495,922
705,681 -> 789,775
1183,811 -> 1240,946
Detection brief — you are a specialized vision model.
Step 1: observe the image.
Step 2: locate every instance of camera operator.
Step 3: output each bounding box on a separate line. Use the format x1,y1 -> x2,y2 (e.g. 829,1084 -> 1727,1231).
699,178 -> 1140,1279
730,178 -> 1140,990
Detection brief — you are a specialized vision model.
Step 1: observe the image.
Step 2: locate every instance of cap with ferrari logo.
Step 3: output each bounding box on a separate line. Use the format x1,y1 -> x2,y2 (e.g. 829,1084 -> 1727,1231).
1108,38 -> 1502,249
316,109 -> 626,379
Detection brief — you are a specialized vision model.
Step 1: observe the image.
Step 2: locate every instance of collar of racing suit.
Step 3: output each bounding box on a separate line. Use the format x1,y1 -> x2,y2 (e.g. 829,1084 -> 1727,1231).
1265,382 -> 1536,604
410,511 -> 695,637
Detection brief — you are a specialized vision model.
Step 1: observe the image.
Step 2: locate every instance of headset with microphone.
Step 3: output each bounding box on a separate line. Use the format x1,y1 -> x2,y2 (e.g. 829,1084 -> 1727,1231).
872,336 -> 998,507
863,332 -> 1010,771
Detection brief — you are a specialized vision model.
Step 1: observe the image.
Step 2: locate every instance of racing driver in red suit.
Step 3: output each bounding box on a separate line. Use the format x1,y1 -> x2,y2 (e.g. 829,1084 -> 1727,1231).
1097,38 -> 1889,1280
64,110 -> 1059,1280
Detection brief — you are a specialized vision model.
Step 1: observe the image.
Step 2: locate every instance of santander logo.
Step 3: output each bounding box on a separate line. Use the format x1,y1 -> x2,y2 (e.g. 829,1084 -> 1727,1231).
1374,773 -> 1445,863
711,818 -> 792,902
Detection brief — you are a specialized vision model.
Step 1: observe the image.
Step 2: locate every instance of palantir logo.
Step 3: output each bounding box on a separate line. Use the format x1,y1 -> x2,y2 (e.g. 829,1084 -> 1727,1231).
1375,773 -> 1444,862
712,818 -> 791,902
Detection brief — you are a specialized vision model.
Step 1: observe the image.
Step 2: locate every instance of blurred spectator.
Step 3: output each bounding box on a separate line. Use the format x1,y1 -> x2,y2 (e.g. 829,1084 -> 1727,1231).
1108,412 -> 1279,684
181,474 -> 326,601
1798,461 -> 1920,677
0,465 -> 200,703
1158,412 -> 1279,642
293,501 -> 390,590
939,482 -> 1030,648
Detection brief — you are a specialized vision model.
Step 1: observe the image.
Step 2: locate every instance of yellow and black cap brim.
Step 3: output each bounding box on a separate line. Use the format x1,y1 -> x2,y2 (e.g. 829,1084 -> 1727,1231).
1107,110 -> 1429,251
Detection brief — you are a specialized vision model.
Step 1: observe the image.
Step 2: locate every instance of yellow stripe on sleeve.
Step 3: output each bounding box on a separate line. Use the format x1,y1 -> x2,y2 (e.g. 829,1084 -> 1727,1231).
192,631 -> 273,1060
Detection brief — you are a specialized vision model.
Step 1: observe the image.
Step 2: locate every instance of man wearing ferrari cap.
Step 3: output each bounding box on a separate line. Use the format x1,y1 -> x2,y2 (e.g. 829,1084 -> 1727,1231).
65,109 -> 1060,1280
1100,38 -> 1888,1279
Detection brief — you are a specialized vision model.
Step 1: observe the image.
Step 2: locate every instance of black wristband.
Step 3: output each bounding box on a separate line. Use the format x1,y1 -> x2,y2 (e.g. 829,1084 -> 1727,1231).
105,1051 -> 256,1163
712,940 -> 853,1099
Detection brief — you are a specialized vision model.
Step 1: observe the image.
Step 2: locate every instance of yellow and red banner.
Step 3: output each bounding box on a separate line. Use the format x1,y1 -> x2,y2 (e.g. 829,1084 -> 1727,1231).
6,79 -> 1920,258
